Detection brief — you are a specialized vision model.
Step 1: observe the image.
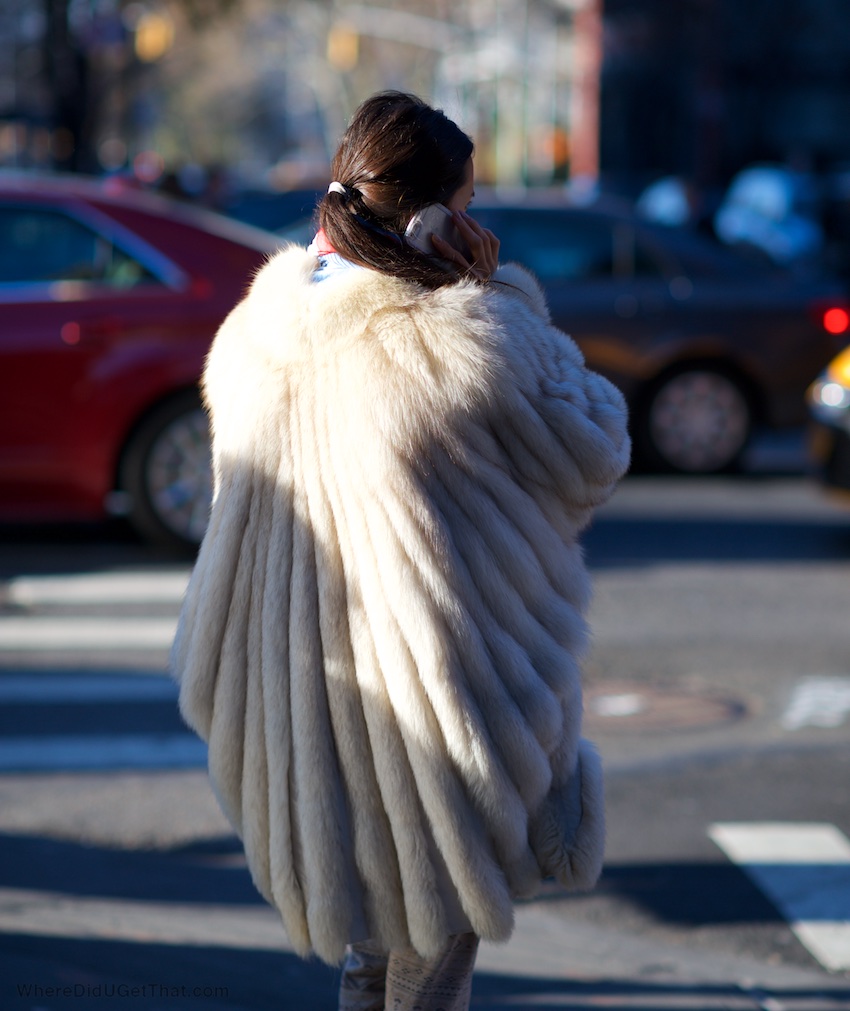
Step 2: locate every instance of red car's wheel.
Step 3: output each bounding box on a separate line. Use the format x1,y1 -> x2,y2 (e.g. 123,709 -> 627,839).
120,392 -> 212,549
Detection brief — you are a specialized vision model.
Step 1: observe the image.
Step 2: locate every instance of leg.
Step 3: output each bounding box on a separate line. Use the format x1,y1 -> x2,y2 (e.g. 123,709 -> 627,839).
384,932 -> 479,1011
338,940 -> 389,1011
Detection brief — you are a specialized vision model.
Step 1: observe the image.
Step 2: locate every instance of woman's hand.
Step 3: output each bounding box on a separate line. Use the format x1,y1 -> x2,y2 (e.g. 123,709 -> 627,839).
431,211 -> 500,281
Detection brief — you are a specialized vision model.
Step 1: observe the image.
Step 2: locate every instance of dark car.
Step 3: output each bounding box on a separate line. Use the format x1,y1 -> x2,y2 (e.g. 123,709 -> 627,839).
807,344 -> 850,496
467,194 -> 850,473
0,172 -> 280,547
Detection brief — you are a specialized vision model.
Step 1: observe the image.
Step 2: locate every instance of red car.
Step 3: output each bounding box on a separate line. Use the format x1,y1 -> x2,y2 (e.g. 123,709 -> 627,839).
0,173 -> 280,547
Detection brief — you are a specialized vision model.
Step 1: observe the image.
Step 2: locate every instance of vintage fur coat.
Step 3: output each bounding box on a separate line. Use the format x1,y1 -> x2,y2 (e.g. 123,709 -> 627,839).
171,245 -> 631,966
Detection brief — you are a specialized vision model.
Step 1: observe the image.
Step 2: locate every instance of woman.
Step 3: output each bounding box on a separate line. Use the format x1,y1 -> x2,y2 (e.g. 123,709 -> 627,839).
171,92 -> 630,1011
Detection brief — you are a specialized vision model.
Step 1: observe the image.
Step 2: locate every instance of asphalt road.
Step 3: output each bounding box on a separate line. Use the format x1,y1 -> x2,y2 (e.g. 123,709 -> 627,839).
1,454 -> 850,1010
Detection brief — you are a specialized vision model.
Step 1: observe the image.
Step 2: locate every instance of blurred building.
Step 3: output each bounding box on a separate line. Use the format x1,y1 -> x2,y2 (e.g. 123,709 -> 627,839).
3,0 -> 850,204
599,0 -> 850,195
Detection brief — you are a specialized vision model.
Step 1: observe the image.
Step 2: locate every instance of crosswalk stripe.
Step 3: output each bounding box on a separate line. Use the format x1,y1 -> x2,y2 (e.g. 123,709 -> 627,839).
7,571 -> 190,606
0,671 -> 199,772
709,822 -> 850,972
0,734 -> 206,772
0,617 -> 177,650
781,678 -> 850,730
0,889 -> 282,950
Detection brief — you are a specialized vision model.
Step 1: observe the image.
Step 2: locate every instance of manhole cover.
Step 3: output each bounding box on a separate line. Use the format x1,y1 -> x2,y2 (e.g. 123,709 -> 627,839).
583,681 -> 748,733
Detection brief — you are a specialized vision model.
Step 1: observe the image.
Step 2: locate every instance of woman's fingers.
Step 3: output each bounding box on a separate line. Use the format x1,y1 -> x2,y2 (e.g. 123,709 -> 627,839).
431,233 -> 472,271
452,211 -> 500,279
430,212 -> 499,281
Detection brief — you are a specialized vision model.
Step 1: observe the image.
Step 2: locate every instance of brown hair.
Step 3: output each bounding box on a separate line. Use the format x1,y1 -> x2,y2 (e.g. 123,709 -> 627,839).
318,92 -> 474,289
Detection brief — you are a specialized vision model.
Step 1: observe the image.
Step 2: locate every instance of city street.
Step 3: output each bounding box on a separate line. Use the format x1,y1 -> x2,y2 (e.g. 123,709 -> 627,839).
2,456 -> 850,1009
5,0 -> 850,1004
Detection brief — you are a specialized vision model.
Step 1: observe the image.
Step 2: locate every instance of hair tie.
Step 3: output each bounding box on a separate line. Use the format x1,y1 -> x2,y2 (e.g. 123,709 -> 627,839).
328,181 -> 347,196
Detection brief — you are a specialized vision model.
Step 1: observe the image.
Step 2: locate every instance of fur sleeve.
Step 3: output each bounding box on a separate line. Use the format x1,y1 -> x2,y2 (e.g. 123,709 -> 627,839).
528,739 -> 605,890
483,282 -> 631,526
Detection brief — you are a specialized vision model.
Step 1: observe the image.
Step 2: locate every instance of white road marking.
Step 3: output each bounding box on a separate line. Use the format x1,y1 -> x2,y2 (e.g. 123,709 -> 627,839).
0,673 -> 177,703
0,673 -> 199,772
0,734 -> 206,772
7,571 -> 190,606
0,617 -> 177,650
0,888 -> 282,950
782,678 -> 850,730
0,568 -> 199,769
710,822 -> 850,972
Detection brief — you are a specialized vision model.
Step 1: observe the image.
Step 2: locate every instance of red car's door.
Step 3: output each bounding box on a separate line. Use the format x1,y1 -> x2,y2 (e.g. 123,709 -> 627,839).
0,201 -> 200,520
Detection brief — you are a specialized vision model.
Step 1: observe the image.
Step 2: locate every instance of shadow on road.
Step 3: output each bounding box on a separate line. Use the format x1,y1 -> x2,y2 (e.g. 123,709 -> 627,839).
0,520 -> 191,579
533,861 -> 783,926
585,515 -> 850,567
471,974 -> 850,1010
1,510 -> 847,575
0,832 -> 261,906
3,934 -> 339,1011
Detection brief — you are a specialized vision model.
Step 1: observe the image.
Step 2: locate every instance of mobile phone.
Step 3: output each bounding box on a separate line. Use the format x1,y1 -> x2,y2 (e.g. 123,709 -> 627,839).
404,203 -> 465,259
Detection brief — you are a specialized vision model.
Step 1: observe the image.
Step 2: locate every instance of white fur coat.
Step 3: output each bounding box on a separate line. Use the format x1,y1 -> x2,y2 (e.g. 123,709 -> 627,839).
171,246 -> 631,966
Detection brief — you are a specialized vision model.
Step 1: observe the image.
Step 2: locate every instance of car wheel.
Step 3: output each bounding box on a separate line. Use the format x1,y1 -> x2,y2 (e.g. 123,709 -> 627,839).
638,367 -> 753,473
120,391 -> 212,549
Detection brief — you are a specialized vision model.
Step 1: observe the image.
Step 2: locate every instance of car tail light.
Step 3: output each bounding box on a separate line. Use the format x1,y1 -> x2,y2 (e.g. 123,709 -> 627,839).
823,306 -> 850,335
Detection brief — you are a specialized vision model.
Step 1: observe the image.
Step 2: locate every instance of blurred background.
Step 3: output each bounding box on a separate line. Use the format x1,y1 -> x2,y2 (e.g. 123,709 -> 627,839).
3,3 -> 850,1005
7,0 -> 850,548
3,0 -> 850,241
6,0 -> 850,544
